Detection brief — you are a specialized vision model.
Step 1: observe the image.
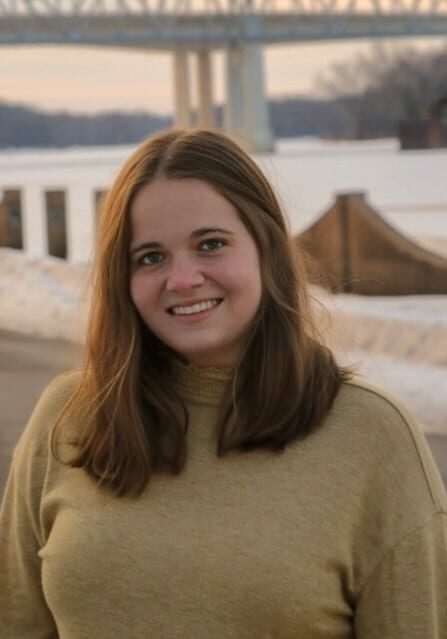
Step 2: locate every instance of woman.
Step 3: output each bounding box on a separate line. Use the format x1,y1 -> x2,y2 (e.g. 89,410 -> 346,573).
1,129 -> 446,638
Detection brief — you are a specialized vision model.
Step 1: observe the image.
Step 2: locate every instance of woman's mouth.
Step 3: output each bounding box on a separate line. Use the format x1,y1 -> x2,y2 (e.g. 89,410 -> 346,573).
168,298 -> 223,316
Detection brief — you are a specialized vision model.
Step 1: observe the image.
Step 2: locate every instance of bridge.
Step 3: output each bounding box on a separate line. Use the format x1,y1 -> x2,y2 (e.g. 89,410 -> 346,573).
1,0 -> 447,150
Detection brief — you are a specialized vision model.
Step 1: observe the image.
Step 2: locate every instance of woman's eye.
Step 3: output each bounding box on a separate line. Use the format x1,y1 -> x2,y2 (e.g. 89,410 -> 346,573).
139,252 -> 164,266
200,239 -> 224,252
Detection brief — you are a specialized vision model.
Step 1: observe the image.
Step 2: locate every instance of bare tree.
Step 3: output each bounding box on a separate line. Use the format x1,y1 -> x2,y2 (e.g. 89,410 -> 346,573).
316,43 -> 447,138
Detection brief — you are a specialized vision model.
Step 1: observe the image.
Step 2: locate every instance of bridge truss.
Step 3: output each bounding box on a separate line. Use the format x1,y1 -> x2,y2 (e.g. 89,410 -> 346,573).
0,0 -> 446,47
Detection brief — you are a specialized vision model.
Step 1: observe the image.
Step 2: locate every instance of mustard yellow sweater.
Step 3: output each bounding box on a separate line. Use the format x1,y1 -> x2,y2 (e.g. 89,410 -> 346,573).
1,362 -> 446,638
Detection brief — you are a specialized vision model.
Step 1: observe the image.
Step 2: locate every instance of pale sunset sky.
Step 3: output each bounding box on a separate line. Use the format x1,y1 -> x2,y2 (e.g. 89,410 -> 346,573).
1,37 -> 445,115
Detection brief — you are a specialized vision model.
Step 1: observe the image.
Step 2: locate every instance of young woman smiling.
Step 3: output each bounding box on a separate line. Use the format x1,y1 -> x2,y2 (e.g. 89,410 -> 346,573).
1,129 -> 446,639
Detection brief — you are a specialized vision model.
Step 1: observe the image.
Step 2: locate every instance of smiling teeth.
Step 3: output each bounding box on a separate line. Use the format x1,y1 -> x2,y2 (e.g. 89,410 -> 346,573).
171,299 -> 220,316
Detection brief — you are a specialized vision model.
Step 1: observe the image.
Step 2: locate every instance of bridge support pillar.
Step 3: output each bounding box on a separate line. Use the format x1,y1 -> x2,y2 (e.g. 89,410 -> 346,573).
22,185 -> 47,258
197,49 -> 214,128
224,45 -> 245,139
173,50 -> 192,128
224,43 -> 274,153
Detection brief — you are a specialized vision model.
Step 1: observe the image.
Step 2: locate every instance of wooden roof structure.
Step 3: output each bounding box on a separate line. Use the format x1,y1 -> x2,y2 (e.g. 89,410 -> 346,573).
297,192 -> 447,295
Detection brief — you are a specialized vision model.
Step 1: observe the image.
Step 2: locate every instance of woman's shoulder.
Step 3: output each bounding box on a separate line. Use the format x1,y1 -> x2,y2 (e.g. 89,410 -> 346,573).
41,368 -> 82,398
32,369 -> 82,427
328,375 -> 422,438
41,369 -> 82,406
327,375 -> 447,513
6,370 -> 83,499
14,370 -> 82,457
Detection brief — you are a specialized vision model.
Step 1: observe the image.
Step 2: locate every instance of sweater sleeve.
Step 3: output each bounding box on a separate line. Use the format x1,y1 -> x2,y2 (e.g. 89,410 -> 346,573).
0,373 -> 78,638
354,510 -> 447,639
0,458 -> 58,637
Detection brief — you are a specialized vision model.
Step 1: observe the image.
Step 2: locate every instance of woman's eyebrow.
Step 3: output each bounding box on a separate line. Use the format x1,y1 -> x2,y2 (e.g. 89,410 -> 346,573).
130,241 -> 161,256
190,227 -> 234,238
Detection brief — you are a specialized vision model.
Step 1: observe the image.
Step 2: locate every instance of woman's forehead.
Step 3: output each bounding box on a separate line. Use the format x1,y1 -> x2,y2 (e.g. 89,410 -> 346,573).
130,178 -> 242,237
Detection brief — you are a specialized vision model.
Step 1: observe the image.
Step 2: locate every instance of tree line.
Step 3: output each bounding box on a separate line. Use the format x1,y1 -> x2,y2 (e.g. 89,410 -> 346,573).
0,97 -> 359,148
0,105 -> 171,148
317,42 -> 447,139
1,43 -> 446,147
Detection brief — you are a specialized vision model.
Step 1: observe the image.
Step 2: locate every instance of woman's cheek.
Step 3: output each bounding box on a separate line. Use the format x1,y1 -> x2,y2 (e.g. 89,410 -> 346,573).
129,273 -> 147,311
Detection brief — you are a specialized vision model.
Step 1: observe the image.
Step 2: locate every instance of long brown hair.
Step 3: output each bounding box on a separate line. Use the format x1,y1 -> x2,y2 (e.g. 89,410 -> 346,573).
52,128 -> 351,496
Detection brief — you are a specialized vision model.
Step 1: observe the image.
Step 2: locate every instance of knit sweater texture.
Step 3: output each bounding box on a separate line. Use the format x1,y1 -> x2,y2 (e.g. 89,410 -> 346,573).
1,362 -> 446,638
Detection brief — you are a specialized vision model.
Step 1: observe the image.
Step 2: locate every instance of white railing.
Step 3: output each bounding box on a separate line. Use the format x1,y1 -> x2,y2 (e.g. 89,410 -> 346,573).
0,183 -> 103,263
0,146 -> 128,263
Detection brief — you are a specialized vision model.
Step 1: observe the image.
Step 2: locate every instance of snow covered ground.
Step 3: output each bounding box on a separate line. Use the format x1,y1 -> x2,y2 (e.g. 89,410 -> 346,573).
320,290 -> 447,434
0,249 -> 89,343
0,137 -> 446,434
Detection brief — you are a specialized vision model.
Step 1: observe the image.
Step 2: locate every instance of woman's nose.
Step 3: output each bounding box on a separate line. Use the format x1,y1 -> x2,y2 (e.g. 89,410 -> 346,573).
165,256 -> 205,292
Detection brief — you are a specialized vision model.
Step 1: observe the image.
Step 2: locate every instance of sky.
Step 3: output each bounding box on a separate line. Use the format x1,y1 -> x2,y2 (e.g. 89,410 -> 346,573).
1,37 -> 445,115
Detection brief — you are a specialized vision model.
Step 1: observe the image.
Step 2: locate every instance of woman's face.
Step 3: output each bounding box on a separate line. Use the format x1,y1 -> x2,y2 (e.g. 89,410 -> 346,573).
129,178 -> 263,368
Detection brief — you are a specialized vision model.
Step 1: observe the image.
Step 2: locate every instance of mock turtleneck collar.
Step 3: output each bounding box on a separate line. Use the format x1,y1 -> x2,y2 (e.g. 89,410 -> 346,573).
170,357 -> 233,406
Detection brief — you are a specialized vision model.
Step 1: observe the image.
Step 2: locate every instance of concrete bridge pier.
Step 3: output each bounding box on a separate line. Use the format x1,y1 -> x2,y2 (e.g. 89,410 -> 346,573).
224,45 -> 245,139
224,43 -> 274,153
172,45 -> 273,151
173,49 -> 192,128
196,49 -> 214,128
173,48 -> 216,129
